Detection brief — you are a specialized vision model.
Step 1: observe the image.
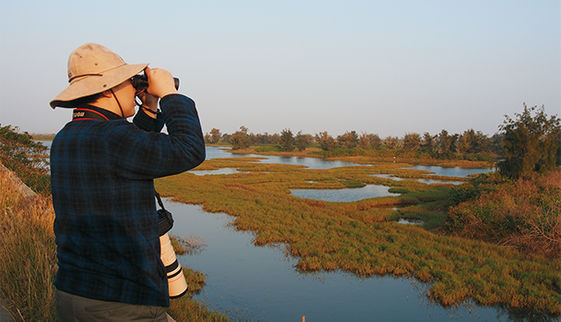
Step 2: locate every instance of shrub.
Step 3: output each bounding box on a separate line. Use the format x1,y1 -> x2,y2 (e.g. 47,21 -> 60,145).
446,170 -> 561,257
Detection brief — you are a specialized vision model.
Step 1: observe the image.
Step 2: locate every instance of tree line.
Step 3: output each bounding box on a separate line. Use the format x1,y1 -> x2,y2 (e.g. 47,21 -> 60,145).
205,124 -> 504,160
204,105 -> 560,179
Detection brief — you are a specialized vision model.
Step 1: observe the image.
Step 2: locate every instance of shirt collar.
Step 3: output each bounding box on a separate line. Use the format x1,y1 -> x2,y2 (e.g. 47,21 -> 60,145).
73,104 -> 123,121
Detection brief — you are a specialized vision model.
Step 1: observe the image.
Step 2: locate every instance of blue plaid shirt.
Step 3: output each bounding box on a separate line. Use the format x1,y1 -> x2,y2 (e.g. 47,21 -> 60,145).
50,94 -> 205,307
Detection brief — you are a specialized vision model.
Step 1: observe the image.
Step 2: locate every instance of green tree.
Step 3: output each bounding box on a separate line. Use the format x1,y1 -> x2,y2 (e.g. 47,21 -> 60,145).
230,126 -> 251,150
0,124 -> 50,195
337,131 -> 359,149
499,104 -> 561,179
403,133 -> 421,152
435,130 -> 457,159
209,128 -> 221,144
295,131 -> 312,151
420,132 -> 435,156
316,131 -> 337,151
279,129 -> 295,151
383,136 -> 402,151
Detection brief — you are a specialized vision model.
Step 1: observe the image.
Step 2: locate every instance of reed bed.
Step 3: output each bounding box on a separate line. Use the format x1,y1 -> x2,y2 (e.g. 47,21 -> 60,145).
157,158 -> 561,316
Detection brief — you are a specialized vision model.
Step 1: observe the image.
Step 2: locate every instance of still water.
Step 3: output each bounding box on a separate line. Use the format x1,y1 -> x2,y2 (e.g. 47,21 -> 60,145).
205,146 -> 359,169
291,184 -> 399,202
371,174 -> 464,185
166,199 -> 523,322
402,165 -> 492,178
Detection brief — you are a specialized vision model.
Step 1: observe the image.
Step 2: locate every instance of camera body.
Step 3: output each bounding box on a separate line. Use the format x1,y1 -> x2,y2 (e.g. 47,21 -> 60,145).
131,74 -> 180,92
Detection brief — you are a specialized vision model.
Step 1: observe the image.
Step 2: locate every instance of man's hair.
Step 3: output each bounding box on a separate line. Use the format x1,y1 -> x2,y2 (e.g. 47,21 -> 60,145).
68,92 -> 104,106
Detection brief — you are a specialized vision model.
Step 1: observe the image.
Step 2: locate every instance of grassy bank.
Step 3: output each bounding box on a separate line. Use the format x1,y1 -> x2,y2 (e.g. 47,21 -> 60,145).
156,157 -> 560,316
0,166 -> 227,321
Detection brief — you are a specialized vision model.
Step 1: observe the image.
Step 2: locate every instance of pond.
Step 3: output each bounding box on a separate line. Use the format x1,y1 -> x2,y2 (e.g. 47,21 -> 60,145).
165,198 -> 524,321
190,168 -> 247,176
205,146 -> 360,169
371,174 -> 464,185
291,184 -> 399,202
401,165 -> 492,178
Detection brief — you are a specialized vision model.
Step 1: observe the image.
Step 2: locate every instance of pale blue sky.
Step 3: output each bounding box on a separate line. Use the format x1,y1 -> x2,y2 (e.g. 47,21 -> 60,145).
1,0 -> 559,137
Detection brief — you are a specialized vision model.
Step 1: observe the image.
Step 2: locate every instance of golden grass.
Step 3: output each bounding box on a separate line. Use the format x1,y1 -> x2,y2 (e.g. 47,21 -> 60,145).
156,157 -> 561,316
0,167 -> 227,321
0,170 -> 56,320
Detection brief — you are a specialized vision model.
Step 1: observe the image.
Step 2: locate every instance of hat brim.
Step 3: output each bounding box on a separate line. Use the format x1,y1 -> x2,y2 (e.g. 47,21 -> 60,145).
49,63 -> 148,109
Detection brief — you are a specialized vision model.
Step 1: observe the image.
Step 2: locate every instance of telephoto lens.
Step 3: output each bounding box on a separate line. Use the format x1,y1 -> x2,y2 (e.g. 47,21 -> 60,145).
158,208 -> 188,298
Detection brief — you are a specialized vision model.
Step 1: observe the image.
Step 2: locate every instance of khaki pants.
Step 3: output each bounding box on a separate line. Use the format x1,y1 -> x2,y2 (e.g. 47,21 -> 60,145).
56,289 -> 175,322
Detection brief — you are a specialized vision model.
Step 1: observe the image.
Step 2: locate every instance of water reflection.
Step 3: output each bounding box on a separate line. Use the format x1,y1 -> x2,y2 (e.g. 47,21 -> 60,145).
165,198 -> 522,321
291,185 -> 399,202
370,173 -> 463,185
402,165 -> 491,178
205,146 -> 359,169
189,168 -> 246,176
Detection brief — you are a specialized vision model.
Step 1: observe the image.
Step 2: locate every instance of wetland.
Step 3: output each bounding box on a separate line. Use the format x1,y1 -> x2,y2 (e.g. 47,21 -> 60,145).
157,146 -> 560,321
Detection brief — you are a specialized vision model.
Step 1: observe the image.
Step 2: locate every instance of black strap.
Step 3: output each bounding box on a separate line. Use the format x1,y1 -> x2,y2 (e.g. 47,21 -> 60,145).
155,191 -> 166,211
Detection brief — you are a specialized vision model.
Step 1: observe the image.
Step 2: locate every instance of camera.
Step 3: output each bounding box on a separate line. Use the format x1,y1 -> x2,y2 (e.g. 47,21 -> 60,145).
131,74 -> 180,92
158,207 -> 188,298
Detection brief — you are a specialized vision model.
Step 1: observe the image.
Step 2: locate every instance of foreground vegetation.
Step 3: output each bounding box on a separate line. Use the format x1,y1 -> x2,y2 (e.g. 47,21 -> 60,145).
0,165 -> 227,321
156,156 -> 560,316
0,124 -> 227,321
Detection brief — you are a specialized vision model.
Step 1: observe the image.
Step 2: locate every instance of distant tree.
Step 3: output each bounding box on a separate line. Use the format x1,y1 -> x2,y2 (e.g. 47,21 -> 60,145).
456,129 -> 489,155
420,132 -> 435,156
403,133 -> 421,152
209,128 -> 221,144
358,133 -> 370,149
383,136 -> 402,151
317,131 -> 337,151
230,126 -> 251,150
279,129 -> 295,151
367,134 -> 382,150
498,104 -> 561,179
435,130 -> 457,159
295,131 -> 313,151
337,131 -> 359,149
489,133 -> 504,156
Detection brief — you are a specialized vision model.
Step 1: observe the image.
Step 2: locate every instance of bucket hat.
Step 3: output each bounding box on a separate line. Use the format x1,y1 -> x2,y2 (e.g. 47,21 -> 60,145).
50,43 -> 148,108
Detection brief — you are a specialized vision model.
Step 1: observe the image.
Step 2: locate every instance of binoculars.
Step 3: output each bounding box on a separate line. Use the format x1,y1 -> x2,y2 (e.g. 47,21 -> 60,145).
131,74 -> 180,92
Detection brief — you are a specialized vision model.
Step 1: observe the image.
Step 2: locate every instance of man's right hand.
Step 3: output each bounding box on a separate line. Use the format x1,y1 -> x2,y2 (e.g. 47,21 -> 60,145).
145,67 -> 179,98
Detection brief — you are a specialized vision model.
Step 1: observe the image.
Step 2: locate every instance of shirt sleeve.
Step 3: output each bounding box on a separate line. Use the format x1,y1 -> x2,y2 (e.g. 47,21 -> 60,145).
133,108 -> 165,132
110,94 -> 206,179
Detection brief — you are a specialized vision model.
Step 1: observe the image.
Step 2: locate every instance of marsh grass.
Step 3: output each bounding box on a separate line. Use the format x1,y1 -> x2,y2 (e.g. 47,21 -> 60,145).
0,167 -> 227,321
0,170 -> 56,321
157,157 -> 561,315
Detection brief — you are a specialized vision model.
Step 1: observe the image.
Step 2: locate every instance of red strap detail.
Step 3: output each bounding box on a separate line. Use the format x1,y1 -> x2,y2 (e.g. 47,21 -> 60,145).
75,108 -> 109,120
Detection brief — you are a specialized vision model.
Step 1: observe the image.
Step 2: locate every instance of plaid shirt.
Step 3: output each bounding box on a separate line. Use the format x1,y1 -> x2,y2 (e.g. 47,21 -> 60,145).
50,94 -> 205,307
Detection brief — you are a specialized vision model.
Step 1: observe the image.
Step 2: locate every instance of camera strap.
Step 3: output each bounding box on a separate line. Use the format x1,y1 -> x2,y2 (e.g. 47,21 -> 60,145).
72,108 -> 110,121
155,191 -> 167,211
155,191 -> 174,235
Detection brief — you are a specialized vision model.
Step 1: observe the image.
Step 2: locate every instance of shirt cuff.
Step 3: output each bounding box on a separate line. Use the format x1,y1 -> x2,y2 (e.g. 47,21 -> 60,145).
133,108 -> 165,132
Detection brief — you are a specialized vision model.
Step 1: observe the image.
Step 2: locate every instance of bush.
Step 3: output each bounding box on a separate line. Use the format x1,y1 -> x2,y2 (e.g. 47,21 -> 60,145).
0,125 -> 50,196
446,170 -> 561,257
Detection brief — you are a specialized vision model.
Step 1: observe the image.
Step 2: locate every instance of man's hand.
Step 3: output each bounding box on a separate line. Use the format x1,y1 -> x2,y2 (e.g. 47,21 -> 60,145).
145,67 -> 178,98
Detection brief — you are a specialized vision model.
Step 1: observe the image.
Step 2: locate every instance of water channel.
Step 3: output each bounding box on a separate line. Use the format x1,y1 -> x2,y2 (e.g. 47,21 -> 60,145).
167,199 -> 526,321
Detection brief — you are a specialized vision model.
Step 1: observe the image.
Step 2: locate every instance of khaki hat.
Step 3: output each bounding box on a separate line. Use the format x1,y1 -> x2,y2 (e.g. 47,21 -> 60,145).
50,43 -> 148,108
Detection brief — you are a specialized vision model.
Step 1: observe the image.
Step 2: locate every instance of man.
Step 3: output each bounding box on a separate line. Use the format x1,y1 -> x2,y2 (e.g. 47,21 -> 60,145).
49,43 -> 205,321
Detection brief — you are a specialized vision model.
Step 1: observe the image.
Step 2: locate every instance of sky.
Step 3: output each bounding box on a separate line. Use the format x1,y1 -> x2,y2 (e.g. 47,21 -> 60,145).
1,0 -> 559,138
